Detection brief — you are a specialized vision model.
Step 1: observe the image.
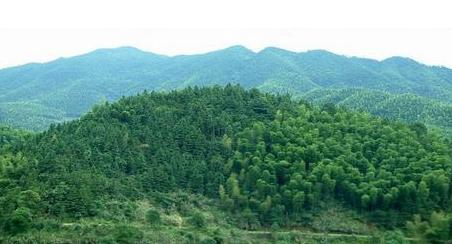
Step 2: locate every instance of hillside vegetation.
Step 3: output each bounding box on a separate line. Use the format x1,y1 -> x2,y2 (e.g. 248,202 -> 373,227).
0,86 -> 451,242
0,46 -> 451,137
303,88 -> 452,138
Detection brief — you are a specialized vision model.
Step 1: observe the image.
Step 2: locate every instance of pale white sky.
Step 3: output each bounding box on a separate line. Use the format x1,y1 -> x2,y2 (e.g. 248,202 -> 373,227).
0,0 -> 451,68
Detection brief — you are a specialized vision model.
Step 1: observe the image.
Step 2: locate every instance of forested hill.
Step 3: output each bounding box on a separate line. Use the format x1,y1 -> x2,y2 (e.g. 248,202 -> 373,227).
0,46 -> 451,134
1,86 -> 451,242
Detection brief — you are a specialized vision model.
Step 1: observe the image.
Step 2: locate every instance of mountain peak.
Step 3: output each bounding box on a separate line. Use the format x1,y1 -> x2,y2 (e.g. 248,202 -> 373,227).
78,46 -> 168,61
89,46 -> 147,55
382,56 -> 420,66
218,45 -> 254,55
303,49 -> 338,56
202,45 -> 255,58
259,46 -> 295,55
225,45 -> 252,51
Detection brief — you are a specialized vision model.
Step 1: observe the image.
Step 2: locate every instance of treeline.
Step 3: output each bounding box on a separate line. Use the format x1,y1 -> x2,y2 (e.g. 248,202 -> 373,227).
0,86 -> 451,237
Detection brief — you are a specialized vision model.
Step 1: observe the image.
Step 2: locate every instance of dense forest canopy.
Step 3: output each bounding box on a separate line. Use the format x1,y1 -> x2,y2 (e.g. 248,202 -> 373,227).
0,46 -> 451,138
0,86 -> 451,241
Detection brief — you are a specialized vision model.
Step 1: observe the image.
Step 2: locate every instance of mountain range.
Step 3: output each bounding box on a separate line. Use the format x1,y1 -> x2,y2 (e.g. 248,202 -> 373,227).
0,45 -> 451,136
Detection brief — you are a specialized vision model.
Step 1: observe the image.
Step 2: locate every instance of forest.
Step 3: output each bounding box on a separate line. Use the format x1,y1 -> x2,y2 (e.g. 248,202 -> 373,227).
0,86 -> 451,243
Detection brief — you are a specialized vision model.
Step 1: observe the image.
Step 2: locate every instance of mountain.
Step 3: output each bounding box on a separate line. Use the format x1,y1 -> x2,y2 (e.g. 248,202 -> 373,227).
0,46 -> 451,134
0,87 -> 451,242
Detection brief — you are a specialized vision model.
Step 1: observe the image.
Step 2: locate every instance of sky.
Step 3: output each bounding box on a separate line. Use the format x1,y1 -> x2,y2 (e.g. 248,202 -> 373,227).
0,0 -> 451,69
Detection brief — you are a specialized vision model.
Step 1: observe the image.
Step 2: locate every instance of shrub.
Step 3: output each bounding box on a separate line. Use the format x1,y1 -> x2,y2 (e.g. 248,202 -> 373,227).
2,207 -> 33,235
383,230 -> 407,244
200,237 -> 217,244
112,225 -> 144,243
146,209 -> 161,225
189,211 -> 206,228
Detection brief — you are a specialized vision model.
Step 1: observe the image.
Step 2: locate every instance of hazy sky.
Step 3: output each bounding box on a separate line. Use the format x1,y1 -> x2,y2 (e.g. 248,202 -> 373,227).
1,0 -> 451,68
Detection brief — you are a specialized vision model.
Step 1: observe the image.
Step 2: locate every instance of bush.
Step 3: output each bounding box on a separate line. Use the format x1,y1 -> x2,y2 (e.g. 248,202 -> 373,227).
270,222 -> 280,231
2,207 -> 33,235
34,218 -> 60,231
189,211 -> 206,228
146,209 -> 161,225
200,237 -> 217,244
112,225 -> 144,243
406,212 -> 452,242
383,230 -> 407,244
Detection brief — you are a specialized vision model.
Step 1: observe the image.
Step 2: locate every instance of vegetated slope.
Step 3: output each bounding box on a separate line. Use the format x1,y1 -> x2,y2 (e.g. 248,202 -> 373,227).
0,125 -> 30,148
303,88 -> 452,138
0,46 -> 451,132
0,86 -> 450,241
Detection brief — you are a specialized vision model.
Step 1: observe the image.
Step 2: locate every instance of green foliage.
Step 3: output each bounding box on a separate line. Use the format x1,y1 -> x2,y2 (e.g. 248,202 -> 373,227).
406,211 -> 452,243
303,88 -> 452,138
189,211 -> 206,228
310,204 -> 371,234
112,225 -> 144,243
238,208 -> 260,230
381,230 -> 407,244
220,102 -> 452,226
146,209 -> 161,225
2,207 -> 33,235
0,125 -> 30,149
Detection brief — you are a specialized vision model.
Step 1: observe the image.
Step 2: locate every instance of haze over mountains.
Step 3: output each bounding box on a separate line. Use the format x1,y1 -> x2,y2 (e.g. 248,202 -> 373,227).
0,45 -> 451,135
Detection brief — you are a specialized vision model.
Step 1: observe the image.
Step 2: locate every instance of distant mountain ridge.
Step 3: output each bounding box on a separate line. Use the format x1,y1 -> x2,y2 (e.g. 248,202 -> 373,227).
0,45 -> 451,133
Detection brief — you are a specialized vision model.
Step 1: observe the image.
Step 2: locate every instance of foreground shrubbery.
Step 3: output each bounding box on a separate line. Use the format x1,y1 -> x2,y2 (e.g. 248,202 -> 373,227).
406,211 -> 452,243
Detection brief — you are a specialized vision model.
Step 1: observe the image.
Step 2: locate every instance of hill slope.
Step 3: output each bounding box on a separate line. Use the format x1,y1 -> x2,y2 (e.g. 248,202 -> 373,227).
303,88 -> 452,138
0,46 -> 451,133
0,86 -> 451,242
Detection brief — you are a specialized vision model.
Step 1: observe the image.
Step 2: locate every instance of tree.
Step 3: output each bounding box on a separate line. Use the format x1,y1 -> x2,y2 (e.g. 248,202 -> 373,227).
292,191 -> 305,214
417,181 -> 429,207
238,208 -> 259,230
17,190 -> 41,210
